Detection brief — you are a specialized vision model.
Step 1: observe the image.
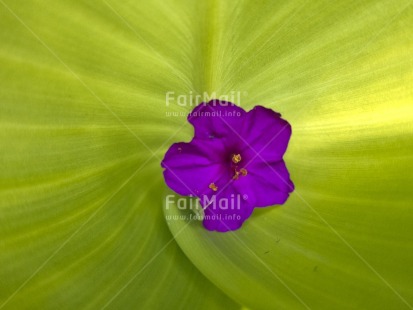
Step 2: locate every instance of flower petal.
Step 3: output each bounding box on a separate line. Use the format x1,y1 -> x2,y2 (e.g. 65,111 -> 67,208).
201,185 -> 253,232
233,160 -> 294,207
188,100 -> 246,140
241,106 -> 292,162
161,138 -> 227,196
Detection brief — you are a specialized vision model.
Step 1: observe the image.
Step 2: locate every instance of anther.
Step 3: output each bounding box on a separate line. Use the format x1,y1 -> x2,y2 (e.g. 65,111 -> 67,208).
240,168 -> 248,176
232,154 -> 241,164
209,183 -> 218,191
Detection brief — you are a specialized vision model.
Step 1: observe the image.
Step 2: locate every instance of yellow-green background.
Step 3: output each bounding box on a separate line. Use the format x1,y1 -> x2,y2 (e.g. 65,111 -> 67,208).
0,0 -> 412,309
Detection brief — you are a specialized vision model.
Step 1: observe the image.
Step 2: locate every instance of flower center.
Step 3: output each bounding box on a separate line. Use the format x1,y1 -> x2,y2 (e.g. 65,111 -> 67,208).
208,153 -> 249,193
231,153 -> 248,180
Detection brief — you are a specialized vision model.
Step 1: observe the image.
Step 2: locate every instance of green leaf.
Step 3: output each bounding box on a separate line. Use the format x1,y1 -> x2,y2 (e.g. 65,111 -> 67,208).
1,0 -> 413,309
164,1 -> 413,309
0,0 -> 238,308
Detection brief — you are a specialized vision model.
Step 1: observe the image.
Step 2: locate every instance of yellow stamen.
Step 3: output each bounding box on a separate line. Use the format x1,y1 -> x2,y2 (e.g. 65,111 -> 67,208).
240,168 -> 248,176
209,183 -> 218,191
232,154 -> 241,164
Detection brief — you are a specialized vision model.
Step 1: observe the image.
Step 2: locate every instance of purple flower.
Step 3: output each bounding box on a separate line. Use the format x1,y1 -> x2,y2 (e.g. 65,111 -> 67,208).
161,100 -> 294,232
